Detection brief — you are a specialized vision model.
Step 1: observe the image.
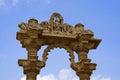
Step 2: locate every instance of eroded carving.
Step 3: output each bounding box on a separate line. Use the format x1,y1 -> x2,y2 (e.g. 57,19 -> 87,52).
28,18 -> 40,30
40,21 -> 50,32
18,22 -> 28,33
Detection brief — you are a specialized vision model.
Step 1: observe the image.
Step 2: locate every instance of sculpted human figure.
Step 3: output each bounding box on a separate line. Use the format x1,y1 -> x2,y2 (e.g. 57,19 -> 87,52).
54,17 -> 61,31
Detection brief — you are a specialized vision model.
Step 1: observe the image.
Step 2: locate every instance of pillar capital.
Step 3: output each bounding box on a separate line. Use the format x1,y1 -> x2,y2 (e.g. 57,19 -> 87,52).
18,59 -> 45,74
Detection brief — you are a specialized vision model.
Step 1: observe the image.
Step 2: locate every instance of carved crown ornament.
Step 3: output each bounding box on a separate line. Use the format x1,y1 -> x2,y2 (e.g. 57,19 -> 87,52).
17,12 -> 101,80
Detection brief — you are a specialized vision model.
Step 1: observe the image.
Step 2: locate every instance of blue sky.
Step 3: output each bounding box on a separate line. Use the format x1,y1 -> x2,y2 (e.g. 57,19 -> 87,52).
0,0 -> 120,80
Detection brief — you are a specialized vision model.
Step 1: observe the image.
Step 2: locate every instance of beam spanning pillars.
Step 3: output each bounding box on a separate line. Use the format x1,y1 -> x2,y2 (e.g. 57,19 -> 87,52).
17,12 -> 101,80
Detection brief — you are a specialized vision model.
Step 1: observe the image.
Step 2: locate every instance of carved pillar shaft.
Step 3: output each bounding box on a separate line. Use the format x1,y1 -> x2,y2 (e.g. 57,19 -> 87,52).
78,51 -> 88,61
25,47 -> 41,80
76,50 -> 92,80
26,72 -> 37,80
78,74 -> 90,80
76,70 -> 92,80
80,77 -> 90,80
27,48 -> 38,61
77,49 -> 89,62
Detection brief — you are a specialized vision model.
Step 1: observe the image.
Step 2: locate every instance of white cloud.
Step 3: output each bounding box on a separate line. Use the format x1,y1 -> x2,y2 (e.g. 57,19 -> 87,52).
21,69 -> 78,80
91,75 -> 111,80
21,69 -> 111,80
37,74 -> 55,80
21,76 -> 26,80
0,0 -> 5,6
58,69 -> 72,80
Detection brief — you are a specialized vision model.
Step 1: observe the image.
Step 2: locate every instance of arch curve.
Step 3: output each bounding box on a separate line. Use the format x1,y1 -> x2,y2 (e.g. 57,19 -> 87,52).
42,44 -> 75,65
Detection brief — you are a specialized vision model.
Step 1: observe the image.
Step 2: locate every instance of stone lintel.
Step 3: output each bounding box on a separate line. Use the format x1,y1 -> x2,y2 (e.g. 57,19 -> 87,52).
42,32 -> 77,39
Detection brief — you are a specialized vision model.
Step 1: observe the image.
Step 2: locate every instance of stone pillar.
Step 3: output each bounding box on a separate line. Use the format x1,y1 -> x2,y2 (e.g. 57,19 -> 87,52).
18,47 -> 45,80
80,75 -> 90,80
78,50 -> 91,80
77,71 -> 91,80
26,48 -> 38,80
78,50 -> 88,61
71,48 -> 96,80
26,72 -> 37,80
27,48 -> 38,61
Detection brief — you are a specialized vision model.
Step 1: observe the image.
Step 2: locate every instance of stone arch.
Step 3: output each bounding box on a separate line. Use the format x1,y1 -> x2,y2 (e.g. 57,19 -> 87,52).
17,12 -> 101,80
42,44 -> 75,65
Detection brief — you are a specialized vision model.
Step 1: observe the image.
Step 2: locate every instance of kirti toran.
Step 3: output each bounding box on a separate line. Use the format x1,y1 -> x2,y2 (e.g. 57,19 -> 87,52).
17,12 -> 101,80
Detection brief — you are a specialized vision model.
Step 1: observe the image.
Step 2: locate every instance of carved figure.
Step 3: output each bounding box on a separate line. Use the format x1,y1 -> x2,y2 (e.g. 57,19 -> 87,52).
53,19 -> 59,31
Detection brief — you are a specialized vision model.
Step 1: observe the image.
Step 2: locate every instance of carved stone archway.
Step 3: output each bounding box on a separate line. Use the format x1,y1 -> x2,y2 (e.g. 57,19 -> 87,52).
17,12 -> 101,80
